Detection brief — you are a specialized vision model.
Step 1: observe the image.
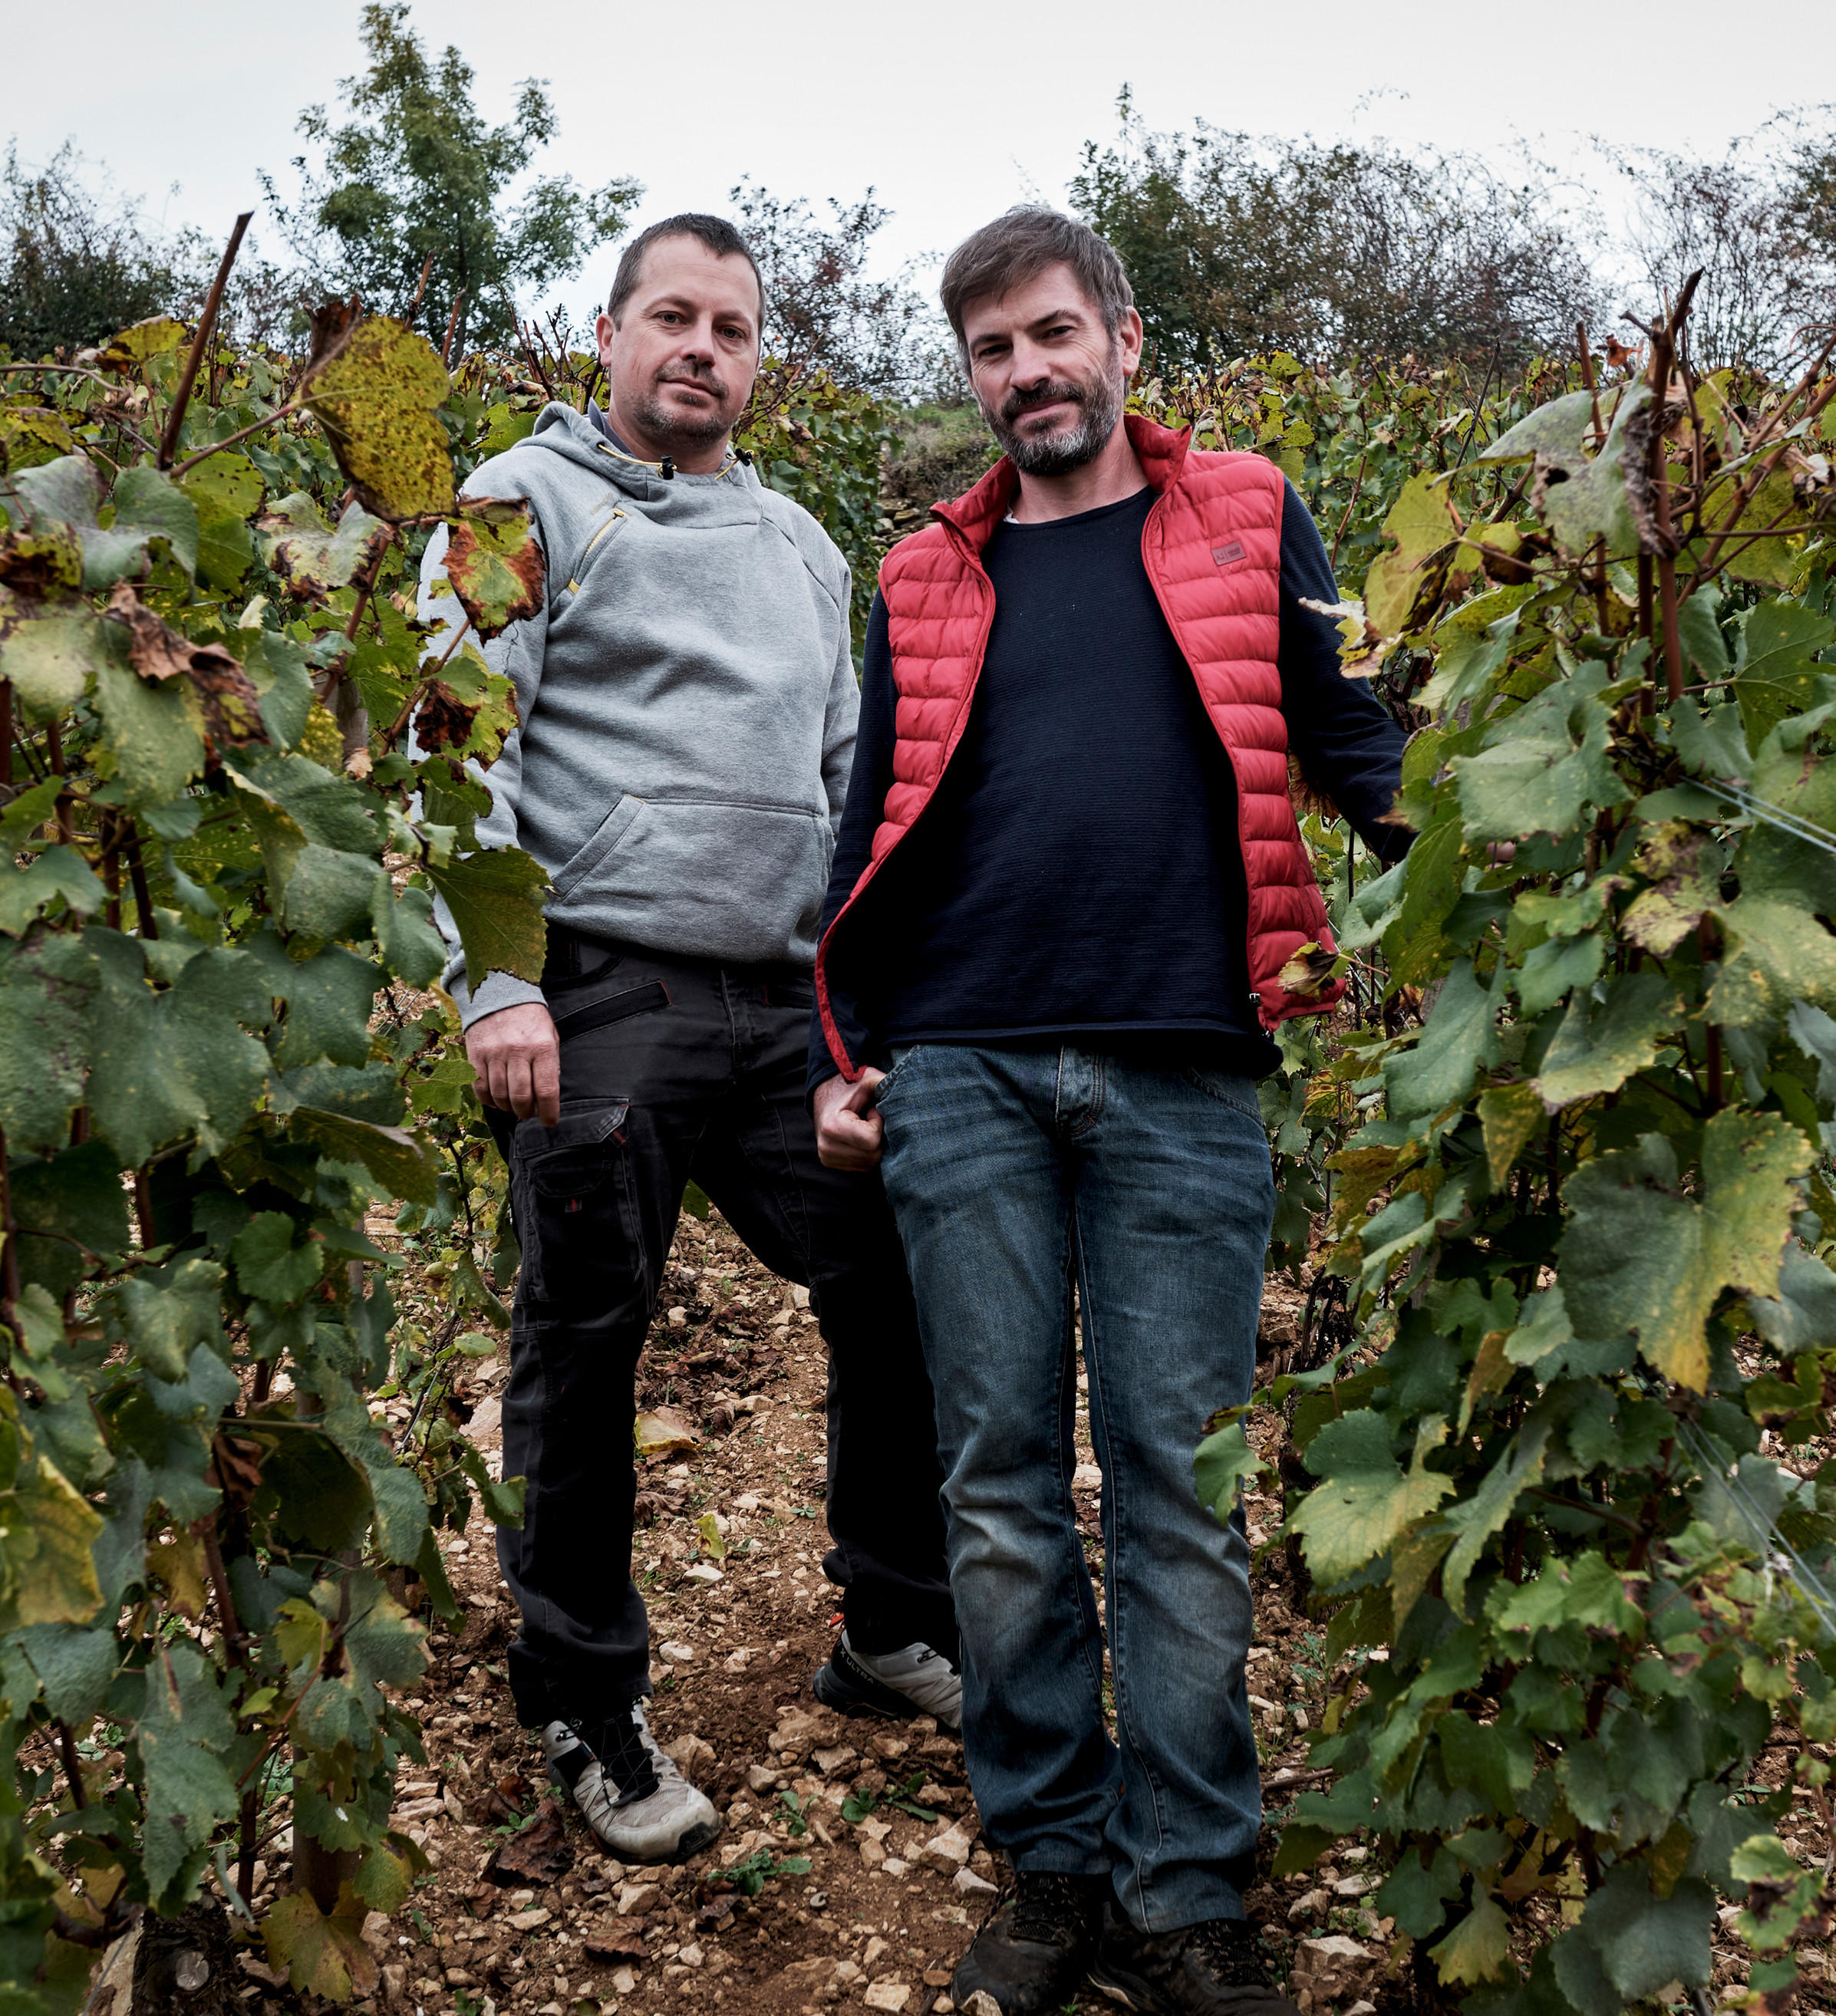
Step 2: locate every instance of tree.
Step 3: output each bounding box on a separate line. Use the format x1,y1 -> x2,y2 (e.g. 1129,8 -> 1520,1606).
1609,117 -> 1836,371
730,180 -> 953,400
1070,94 -> 1600,371
265,2 -> 639,357
0,142 -> 191,357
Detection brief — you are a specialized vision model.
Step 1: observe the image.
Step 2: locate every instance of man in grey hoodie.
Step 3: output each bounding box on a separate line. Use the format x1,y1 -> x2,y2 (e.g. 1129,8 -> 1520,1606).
420,216 -> 958,1863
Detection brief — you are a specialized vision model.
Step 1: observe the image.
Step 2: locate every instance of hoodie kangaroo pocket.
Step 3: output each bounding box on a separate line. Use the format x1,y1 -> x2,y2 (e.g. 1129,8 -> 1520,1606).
561,797 -> 831,961
551,792 -> 644,901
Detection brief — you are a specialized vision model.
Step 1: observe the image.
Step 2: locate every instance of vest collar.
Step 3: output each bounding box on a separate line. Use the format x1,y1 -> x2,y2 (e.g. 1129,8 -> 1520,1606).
930,412 -> 1193,558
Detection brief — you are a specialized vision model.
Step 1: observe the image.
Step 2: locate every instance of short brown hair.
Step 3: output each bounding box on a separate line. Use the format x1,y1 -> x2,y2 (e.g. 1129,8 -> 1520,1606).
939,208 -> 1134,363
608,214 -> 764,328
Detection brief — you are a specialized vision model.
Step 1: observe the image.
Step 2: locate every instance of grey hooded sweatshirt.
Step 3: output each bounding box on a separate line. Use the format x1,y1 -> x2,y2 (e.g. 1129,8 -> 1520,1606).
418,402 -> 858,1026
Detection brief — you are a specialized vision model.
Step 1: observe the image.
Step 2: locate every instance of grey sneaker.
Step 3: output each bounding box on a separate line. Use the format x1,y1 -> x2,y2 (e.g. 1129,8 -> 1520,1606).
812,1630 -> 962,1731
541,1702 -> 721,1863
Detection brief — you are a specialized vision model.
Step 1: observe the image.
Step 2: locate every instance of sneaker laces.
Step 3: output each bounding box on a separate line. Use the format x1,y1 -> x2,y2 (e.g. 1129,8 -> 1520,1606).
1010,1871 -> 1097,1946
1187,1919 -> 1274,1988
573,1706 -> 659,1807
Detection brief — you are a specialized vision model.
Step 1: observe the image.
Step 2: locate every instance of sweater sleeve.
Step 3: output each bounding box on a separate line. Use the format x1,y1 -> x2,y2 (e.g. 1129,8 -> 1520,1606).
807,591 -> 898,1098
419,512 -> 552,1027
1278,481 -> 1411,865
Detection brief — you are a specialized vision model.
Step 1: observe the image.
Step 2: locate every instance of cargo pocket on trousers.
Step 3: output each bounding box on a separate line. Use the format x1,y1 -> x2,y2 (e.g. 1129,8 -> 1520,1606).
511,1097 -> 644,1309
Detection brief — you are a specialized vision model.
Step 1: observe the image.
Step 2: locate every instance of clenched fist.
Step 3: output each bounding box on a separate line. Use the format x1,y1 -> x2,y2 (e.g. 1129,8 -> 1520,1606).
466,1002 -> 562,1128
813,1067 -> 887,1171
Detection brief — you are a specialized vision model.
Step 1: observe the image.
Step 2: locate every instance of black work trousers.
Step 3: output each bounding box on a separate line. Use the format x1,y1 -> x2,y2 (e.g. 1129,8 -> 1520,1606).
491,934 -> 954,1726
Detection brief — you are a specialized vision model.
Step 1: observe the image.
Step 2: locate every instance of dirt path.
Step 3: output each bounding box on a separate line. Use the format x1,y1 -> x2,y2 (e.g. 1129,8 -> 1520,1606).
298,1203 -> 1376,2016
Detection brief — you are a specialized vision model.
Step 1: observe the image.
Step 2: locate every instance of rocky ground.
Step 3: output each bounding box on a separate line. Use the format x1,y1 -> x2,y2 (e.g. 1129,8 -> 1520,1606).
288,1206 -> 1384,2016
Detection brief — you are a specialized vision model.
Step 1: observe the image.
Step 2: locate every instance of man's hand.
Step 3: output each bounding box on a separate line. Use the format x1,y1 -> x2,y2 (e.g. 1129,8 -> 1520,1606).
814,1068 -> 886,1171
466,1003 -> 562,1128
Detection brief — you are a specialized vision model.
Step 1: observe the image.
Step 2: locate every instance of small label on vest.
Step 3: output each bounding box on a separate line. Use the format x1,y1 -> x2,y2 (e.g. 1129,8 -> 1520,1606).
1211,541 -> 1246,565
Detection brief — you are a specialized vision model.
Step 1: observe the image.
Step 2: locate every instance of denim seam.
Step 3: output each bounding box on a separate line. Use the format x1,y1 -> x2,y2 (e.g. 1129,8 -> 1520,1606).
1075,1211 -> 1174,1932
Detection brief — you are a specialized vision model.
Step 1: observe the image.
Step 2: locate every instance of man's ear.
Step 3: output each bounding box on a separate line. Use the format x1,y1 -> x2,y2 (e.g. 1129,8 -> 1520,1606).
595,311 -> 617,367
1117,306 -> 1145,378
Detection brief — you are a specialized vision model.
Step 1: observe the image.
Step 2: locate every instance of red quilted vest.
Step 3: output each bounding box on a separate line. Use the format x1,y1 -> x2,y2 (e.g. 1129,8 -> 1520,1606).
815,412 -> 1343,1080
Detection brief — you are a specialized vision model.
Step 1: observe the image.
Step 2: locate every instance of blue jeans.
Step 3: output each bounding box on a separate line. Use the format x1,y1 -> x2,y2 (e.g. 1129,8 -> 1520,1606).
875,1043 -> 1274,1933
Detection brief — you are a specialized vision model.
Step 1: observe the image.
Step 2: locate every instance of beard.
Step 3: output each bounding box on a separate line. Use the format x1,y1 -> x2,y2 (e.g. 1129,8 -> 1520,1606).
630,371 -> 734,453
984,354 -> 1126,476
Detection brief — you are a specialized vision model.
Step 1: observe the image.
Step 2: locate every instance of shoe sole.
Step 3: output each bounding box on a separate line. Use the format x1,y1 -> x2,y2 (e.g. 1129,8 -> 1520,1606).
812,1658 -> 960,1732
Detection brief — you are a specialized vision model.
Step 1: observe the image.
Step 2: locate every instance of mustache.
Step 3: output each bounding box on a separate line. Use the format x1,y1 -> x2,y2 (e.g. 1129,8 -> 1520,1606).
657,367 -> 727,399
1000,378 -> 1087,423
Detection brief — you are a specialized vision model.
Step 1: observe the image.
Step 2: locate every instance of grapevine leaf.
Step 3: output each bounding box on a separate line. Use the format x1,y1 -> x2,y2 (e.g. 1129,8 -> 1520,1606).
98,315 -> 186,364
1574,1866 -> 1713,1998
230,1212 -> 325,1306
1194,1408 -> 1269,1519
1667,693 -> 1753,782
107,1258 -> 226,1382
1560,1115 -> 1809,1389
1622,822 -> 1716,956
1441,1418 -> 1551,1615
18,1623 -> 116,1724
1450,665 -> 1630,842
1531,973 -> 1679,1109
455,1439 -> 526,1528
137,1644 -> 241,1912
1478,384 -> 1649,561
1732,601 -> 1836,745
1288,1410 -> 1455,1584
259,492 -> 394,599
288,1108 -> 440,1205
318,1389 -> 430,1565
1385,958 -> 1500,1119
1492,1550 -> 1642,1637
110,466 -> 199,581
0,847 -> 107,936
0,598 -> 108,720
12,454 -> 197,586
179,451 -> 263,520
244,931 -> 380,1069
1747,1244 -> 1836,1352
1363,473 -> 1457,637
370,880 -> 447,987
1512,930 -> 1604,1016
86,935 -> 272,1170
0,928 -> 97,1152
0,1454 -> 103,1629
1429,1888 -> 1512,1985
275,1062 -> 405,1125
9,1139 -> 129,1268
103,582 -> 268,747
443,497 -> 546,637
1477,1082 -> 1544,1190
422,845 -> 549,988
91,653 -> 206,809
1709,895 -> 1836,1031
305,314 -> 454,519
1377,1846 -> 1465,1939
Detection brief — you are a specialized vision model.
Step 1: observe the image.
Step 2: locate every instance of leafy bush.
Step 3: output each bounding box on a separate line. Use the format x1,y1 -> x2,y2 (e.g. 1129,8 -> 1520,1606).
1193,306 -> 1836,2005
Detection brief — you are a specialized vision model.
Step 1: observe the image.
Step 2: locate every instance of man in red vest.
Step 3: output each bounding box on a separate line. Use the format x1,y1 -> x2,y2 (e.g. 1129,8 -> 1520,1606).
809,209 -> 1407,2016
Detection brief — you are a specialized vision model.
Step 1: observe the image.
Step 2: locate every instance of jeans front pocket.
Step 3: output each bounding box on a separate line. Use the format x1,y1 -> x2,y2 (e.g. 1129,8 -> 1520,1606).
1179,1066 -> 1264,1126
872,1043 -> 926,1105
511,1097 -> 643,1308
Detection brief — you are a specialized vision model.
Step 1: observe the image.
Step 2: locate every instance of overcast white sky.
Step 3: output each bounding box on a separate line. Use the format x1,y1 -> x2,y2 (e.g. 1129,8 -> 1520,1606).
8,0 -> 1828,315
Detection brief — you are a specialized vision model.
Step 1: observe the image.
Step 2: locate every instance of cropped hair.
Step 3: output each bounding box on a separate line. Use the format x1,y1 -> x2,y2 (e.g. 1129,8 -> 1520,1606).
607,214 -> 764,328
939,207 -> 1134,361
